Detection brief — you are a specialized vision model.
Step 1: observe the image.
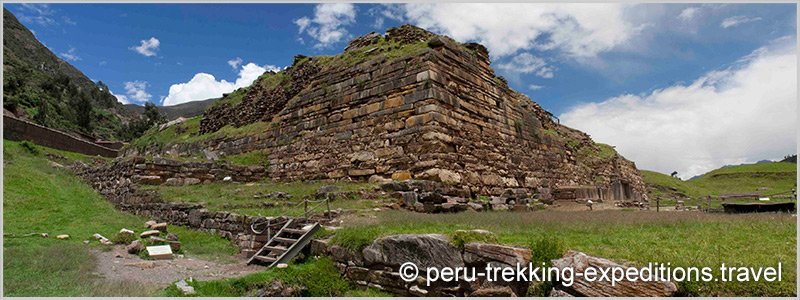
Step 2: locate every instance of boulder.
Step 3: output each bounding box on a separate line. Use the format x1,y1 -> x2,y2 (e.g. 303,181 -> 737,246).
175,279 -> 196,295
463,243 -> 532,267
400,191 -> 418,207
392,171 -> 412,181
140,230 -> 160,238
419,192 -> 444,204
144,220 -> 157,228
126,240 -> 142,254
368,175 -> 391,183
166,233 -> 179,241
150,236 -> 167,244
550,250 -> 677,297
151,223 -> 168,232
169,241 -> 182,252
362,234 -> 464,269
316,185 -> 340,198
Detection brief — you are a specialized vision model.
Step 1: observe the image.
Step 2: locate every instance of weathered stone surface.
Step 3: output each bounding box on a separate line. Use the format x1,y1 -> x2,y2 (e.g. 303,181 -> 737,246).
470,286 -> 516,297
362,234 -> 464,269
175,280 -> 196,295
126,240 -> 142,254
140,230 -> 160,238
550,250 -> 677,297
463,243 -> 531,267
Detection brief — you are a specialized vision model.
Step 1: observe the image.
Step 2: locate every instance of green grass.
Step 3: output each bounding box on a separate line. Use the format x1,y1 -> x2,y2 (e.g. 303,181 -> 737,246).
3,140 -> 238,296
159,257 -> 391,297
221,150 -> 270,167
643,163 -> 796,208
332,210 -> 796,297
128,116 -> 273,153
140,180 -> 380,216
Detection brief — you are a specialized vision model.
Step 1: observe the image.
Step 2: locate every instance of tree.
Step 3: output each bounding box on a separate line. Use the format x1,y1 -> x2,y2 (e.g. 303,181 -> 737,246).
144,102 -> 165,124
74,93 -> 93,131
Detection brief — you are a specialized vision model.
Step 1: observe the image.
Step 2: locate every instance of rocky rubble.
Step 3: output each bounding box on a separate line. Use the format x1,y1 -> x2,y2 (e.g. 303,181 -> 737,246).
313,233 -> 677,297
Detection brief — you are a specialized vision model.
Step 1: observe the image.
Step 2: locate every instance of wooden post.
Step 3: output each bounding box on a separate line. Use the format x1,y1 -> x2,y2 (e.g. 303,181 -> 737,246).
656,198 -> 659,212
326,195 -> 331,221
304,199 -> 308,220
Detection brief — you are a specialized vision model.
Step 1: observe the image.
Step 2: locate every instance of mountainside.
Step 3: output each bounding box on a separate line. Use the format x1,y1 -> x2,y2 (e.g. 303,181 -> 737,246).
124,98 -> 214,120
3,8 -> 134,140
643,162 -> 797,199
125,25 -> 646,198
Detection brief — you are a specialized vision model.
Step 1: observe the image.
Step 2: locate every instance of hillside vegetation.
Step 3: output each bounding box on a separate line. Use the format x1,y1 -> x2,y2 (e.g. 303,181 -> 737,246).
2,140 -> 237,296
2,9 -> 142,140
643,162 -> 797,202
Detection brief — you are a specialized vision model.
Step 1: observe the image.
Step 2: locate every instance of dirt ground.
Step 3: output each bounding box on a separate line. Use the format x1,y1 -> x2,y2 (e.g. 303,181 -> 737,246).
90,245 -> 264,288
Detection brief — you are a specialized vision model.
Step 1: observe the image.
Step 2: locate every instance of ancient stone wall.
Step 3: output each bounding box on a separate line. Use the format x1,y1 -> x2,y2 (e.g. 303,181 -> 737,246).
4,114 -> 119,157
70,157 -> 281,252
123,25 -> 646,199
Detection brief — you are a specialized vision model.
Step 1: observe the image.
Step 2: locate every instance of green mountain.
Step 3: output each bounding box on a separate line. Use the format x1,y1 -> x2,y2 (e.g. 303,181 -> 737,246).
123,98 -> 215,120
643,162 -> 797,200
3,8 -> 135,140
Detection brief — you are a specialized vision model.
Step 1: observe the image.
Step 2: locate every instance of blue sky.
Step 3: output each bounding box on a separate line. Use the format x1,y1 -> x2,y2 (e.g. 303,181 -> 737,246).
5,3 -> 797,178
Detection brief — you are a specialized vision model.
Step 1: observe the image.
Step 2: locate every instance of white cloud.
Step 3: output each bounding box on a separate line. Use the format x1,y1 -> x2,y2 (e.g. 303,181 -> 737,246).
59,47 -> 80,61
99,61 -> 107,66
677,7 -> 700,22
18,3 -> 56,26
62,16 -> 76,25
162,62 -> 281,106
497,53 -> 555,78
294,3 -> 356,48
721,16 -> 763,28
393,3 -> 638,58
559,37 -> 797,179
228,57 -> 243,69
130,37 -> 160,57
113,93 -> 130,105
122,80 -> 152,103
529,85 -> 545,90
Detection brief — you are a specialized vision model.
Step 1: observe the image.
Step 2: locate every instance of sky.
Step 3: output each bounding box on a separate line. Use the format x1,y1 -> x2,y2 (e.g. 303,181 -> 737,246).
4,2 -> 797,179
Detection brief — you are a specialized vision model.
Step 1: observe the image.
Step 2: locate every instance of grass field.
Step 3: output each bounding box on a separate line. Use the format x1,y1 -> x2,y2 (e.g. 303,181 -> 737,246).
141,180 -> 382,216
2,140 -> 238,296
331,210 -> 797,297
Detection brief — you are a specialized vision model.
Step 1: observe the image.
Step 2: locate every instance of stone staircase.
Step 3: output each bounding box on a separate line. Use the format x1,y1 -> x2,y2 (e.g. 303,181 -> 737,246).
246,219 -> 320,267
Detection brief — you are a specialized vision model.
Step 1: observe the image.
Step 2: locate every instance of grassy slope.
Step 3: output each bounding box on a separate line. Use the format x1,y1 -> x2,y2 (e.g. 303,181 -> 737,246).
643,162 -> 796,205
141,181 -> 380,216
332,210 -> 796,297
2,140 -> 237,296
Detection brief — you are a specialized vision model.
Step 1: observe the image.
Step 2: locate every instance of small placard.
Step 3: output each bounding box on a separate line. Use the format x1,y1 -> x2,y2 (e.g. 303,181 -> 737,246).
146,245 -> 173,260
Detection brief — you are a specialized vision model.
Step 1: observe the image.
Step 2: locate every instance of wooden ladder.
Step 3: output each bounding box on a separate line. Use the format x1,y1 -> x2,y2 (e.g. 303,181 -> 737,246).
246,219 -> 320,267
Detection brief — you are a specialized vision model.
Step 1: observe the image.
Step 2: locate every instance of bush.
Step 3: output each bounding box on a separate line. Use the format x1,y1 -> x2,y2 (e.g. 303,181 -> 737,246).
450,230 -> 497,249
20,140 -> 39,155
526,234 -> 565,297
109,232 -> 136,245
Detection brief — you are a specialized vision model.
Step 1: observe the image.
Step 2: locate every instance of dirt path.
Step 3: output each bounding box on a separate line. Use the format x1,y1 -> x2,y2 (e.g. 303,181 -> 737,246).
91,245 -> 264,288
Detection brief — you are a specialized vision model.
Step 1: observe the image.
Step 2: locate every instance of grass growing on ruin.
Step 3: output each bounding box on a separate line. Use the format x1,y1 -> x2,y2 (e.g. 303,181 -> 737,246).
141,180 -> 381,216
2,140 -> 238,296
160,256 -> 391,297
127,116 -> 273,152
333,210 -> 796,297
220,149 -> 270,167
